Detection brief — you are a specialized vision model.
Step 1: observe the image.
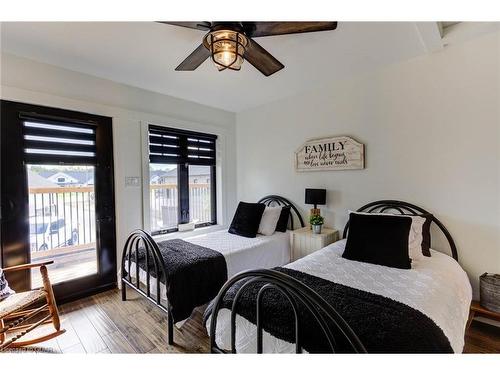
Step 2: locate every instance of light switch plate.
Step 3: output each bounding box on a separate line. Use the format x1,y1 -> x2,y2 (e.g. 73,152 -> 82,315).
125,176 -> 140,187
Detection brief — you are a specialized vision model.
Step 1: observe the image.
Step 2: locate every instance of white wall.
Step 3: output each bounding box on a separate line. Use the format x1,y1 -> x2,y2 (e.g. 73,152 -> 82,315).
0,52 -> 237,275
236,32 -> 500,297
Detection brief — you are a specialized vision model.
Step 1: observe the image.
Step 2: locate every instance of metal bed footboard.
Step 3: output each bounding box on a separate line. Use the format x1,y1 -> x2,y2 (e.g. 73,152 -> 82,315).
208,269 -> 367,354
120,229 -> 175,345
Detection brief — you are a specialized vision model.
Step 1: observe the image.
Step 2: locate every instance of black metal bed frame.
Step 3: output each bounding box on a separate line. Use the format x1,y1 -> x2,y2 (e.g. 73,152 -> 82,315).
208,269 -> 367,353
120,195 -> 304,346
120,229 -> 175,344
208,199 -> 459,353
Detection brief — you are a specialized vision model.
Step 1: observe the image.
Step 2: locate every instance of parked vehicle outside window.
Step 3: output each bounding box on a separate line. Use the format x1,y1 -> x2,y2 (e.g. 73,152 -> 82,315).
29,216 -> 79,252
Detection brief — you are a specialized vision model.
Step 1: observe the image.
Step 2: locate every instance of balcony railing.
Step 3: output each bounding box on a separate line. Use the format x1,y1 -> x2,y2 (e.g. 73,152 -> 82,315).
27,186 -> 97,287
28,186 -> 96,258
28,183 -> 212,257
150,183 -> 212,232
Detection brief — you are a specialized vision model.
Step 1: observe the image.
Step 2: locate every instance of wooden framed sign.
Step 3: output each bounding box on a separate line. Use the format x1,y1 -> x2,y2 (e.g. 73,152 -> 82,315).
295,136 -> 365,172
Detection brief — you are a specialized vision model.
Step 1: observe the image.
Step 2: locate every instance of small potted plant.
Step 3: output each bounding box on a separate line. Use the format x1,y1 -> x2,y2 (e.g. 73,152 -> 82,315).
309,214 -> 324,234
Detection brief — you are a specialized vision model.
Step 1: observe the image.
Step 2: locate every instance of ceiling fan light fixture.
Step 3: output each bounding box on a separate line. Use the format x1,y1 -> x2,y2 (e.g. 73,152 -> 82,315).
203,29 -> 248,71
168,22 -> 338,76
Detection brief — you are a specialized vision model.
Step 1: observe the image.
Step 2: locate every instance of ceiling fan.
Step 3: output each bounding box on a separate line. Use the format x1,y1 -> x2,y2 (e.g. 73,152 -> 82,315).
158,22 -> 338,77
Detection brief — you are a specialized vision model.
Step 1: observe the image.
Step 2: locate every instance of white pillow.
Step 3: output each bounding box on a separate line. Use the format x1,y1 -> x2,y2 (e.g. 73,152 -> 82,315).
258,206 -> 282,236
348,210 -> 426,261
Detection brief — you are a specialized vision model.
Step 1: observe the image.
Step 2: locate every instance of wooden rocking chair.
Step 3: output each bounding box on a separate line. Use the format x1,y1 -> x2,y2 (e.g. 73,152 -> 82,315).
0,261 -> 65,351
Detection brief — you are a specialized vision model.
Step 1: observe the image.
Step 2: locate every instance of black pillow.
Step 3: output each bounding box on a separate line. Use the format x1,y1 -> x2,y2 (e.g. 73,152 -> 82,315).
342,212 -> 412,269
274,206 -> 291,232
228,202 -> 266,238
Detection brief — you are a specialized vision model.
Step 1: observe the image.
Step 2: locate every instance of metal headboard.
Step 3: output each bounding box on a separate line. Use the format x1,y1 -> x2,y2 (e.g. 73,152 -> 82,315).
257,195 -> 305,230
342,200 -> 458,261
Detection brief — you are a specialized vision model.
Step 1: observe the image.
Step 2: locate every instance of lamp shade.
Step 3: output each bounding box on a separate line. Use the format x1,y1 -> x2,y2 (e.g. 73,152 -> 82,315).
305,188 -> 326,205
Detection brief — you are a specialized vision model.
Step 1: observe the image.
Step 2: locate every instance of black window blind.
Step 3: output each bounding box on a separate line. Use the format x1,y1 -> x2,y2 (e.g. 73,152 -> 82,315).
149,125 -> 217,166
22,118 -> 97,164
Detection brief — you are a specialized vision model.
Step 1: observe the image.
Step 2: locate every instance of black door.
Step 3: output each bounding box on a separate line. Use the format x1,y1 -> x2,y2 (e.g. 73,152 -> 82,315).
1,100 -> 116,303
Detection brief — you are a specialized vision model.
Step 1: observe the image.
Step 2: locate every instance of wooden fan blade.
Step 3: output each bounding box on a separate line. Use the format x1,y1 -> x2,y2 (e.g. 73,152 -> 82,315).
244,39 -> 284,77
175,44 -> 210,71
244,22 -> 337,38
157,22 -> 212,31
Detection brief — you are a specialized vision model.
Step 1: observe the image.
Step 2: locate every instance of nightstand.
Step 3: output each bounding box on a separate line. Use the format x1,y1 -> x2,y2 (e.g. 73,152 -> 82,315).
290,227 -> 339,261
466,301 -> 500,330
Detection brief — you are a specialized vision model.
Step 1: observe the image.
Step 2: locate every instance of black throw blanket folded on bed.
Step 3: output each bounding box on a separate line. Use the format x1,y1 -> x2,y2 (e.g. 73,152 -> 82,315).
204,267 -> 453,353
127,239 -> 227,323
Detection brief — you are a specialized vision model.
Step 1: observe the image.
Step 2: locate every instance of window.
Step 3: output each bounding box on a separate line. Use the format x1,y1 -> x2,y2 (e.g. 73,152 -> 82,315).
149,125 -> 217,235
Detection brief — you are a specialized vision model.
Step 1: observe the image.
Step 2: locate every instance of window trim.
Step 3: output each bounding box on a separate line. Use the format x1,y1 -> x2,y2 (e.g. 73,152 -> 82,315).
147,125 -> 218,236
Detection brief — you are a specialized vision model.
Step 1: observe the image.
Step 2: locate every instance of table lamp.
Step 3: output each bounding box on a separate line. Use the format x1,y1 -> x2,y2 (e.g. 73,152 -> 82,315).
305,188 -> 326,218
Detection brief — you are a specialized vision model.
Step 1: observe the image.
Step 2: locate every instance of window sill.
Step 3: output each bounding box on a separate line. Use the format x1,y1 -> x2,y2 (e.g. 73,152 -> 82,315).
152,224 -> 227,242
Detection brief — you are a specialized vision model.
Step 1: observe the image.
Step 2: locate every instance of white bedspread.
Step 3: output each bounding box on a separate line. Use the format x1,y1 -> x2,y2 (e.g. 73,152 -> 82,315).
186,230 -> 290,277
208,239 -> 472,353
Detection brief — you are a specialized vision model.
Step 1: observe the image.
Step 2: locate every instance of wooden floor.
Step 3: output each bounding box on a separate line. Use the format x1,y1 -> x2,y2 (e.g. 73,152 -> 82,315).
5,288 -> 500,354
6,288 -> 208,354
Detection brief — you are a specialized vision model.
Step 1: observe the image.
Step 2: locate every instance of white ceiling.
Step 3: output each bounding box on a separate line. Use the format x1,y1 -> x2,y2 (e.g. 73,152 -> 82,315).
1,22 -> 442,112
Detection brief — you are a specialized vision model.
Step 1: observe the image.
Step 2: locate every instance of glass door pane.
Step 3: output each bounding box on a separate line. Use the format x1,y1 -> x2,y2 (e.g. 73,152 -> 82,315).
27,164 -> 97,287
